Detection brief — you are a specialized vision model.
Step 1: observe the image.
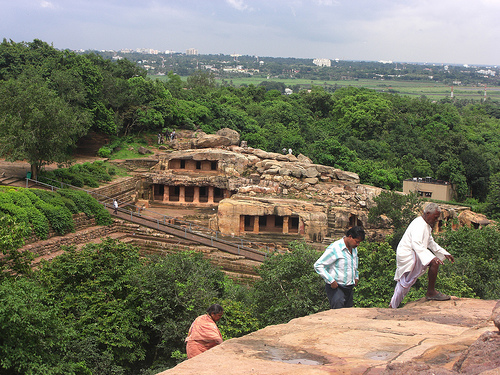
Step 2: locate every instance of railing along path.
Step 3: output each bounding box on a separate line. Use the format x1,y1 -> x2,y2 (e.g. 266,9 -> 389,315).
26,177 -> 273,262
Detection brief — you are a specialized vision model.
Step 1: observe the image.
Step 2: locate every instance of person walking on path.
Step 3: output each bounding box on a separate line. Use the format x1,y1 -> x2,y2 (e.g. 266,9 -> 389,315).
390,202 -> 455,308
113,199 -> 118,214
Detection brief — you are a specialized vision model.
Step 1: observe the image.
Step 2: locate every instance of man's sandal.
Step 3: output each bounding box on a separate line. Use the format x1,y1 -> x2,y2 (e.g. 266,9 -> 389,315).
426,291 -> 451,301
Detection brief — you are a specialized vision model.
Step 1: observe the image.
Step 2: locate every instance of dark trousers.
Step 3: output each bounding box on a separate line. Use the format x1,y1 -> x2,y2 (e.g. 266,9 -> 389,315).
325,283 -> 354,309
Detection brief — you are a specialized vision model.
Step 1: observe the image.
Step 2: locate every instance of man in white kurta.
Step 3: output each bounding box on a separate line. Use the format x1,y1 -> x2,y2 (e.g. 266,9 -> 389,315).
390,203 -> 455,308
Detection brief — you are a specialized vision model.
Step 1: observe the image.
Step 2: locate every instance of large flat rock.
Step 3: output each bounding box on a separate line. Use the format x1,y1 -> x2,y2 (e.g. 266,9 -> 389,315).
158,298 -> 498,375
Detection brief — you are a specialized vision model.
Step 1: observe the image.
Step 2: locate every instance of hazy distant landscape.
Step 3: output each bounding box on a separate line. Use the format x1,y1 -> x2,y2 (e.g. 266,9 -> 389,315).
93,50 -> 500,101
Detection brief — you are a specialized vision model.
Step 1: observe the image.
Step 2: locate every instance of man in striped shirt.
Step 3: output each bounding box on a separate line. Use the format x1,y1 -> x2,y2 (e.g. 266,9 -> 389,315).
314,226 -> 365,309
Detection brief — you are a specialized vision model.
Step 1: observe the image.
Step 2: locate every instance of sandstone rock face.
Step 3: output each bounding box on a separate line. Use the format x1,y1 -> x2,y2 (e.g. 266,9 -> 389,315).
158,298 -> 498,375
192,134 -> 233,149
145,134 -> 476,243
215,196 -> 328,241
216,128 -> 240,145
137,146 -> 153,155
458,210 -> 491,228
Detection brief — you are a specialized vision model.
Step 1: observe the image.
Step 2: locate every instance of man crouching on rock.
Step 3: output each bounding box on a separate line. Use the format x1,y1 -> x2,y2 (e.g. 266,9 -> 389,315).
390,202 -> 455,308
314,226 -> 365,309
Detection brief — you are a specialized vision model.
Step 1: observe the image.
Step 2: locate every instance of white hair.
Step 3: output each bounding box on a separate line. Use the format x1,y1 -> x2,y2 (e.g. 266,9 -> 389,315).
423,202 -> 441,214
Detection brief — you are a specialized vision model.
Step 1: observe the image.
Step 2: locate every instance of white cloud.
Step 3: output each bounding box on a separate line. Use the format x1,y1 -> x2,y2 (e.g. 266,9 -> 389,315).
225,0 -> 251,11
40,1 -> 54,8
314,0 -> 339,5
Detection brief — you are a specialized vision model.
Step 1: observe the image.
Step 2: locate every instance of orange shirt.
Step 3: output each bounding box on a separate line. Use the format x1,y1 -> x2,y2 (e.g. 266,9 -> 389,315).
185,314 -> 223,359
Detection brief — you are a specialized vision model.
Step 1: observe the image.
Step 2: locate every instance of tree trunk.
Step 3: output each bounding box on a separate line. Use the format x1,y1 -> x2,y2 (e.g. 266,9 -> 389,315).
30,164 -> 39,181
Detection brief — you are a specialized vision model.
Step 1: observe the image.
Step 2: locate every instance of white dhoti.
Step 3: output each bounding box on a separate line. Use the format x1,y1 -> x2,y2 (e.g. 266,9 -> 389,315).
390,253 -> 428,308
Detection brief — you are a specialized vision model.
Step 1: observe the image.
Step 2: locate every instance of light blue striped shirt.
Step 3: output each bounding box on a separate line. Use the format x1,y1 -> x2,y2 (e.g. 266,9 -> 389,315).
314,237 -> 359,286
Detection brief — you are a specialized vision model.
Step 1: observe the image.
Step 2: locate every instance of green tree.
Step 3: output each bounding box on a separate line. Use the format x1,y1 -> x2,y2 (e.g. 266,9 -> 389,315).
0,72 -> 91,179
356,241 -> 396,307
186,70 -> 216,95
0,215 -> 31,279
37,239 -> 147,374
437,225 -> 500,299
252,241 -> 328,326
138,250 -> 226,368
368,191 -> 422,250
436,156 -> 469,201
486,172 -> 500,219
0,277 -> 90,375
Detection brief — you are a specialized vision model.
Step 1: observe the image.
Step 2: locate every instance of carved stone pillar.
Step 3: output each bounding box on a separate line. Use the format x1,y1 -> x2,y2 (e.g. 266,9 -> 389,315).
179,186 -> 186,203
283,216 -> 289,234
193,186 -> 200,203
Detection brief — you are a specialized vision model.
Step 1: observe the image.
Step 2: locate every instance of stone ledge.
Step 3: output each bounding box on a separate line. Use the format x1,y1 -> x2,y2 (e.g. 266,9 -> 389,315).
158,298 -> 498,375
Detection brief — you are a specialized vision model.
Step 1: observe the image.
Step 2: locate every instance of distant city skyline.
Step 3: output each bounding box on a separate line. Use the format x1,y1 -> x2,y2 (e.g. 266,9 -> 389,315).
1,0 -> 499,67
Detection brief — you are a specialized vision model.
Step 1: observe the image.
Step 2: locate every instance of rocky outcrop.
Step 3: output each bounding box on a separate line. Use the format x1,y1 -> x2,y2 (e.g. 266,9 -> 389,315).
212,196 -> 329,241
190,128 -> 240,149
158,298 -> 499,375
458,210 -> 491,229
216,128 -> 240,145
143,130 -> 480,243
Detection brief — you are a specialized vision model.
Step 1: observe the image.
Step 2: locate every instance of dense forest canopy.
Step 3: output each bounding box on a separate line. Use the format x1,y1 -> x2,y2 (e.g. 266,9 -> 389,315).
2,39 -> 500,216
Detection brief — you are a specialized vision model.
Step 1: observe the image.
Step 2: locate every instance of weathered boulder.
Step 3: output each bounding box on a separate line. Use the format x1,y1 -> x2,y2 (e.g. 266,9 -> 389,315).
297,153 -> 313,164
492,300 -> 500,332
137,146 -> 153,155
458,210 -> 490,228
452,330 -> 500,374
158,298 -> 498,375
192,134 -> 233,148
216,128 -> 240,145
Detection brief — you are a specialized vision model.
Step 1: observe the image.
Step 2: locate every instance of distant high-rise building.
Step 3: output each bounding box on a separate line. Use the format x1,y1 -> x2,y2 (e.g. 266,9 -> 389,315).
186,48 -> 198,55
313,58 -> 331,67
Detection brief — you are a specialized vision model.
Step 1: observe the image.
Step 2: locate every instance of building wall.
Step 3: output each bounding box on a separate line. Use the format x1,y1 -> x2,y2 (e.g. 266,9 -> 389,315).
403,180 -> 454,201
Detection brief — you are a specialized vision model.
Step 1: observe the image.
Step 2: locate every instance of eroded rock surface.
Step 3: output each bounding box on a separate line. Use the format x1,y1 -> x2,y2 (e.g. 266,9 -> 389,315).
158,298 -> 499,375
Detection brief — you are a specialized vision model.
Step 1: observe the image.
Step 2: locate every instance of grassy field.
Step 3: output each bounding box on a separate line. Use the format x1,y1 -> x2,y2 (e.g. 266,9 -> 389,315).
150,74 -> 500,101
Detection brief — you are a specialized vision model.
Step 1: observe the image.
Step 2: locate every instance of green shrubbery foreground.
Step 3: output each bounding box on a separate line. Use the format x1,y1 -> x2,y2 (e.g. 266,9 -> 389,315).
1,219 -> 498,374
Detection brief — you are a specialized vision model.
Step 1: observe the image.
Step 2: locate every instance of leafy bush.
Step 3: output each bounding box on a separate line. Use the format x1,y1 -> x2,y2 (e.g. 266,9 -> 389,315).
251,241 -> 328,326
34,241 -> 243,373
138,250 -> 226,367
0,202 -> 30,224
437,225 -> 500,299
356,241 -> 397,307
0,215 -> 31,278
0,277 -> 90,375
58,189 -> 112,226
35,201 -> 74,235
39,161 -> 115,188
37,239 -> 146,373
0,188 -> 111,240
97,146 -> 112,158
218,298 -> 260,340
0,189 -> 49,239
25,206 -> 50,239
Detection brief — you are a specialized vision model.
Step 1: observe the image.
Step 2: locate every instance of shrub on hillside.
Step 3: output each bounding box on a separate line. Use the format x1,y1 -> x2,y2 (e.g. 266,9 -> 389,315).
39,161 -> 115,188
58,189 -> 112,226
97,146 -> 112,158
251,241 -> 329,326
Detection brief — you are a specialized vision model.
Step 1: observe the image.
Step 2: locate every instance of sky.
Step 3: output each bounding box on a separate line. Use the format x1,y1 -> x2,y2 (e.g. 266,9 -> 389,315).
1,0 -> 499,66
